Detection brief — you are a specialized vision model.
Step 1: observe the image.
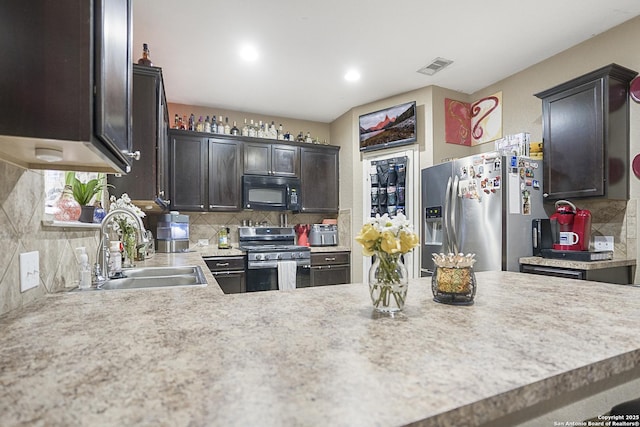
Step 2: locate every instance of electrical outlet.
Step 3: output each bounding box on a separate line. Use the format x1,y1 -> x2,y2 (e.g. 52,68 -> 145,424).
593,236 -> 614,252
19,251 -> 39,292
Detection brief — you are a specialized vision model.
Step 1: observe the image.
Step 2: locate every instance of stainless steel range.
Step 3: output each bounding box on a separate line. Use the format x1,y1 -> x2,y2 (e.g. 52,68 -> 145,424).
239,226 -> 311,291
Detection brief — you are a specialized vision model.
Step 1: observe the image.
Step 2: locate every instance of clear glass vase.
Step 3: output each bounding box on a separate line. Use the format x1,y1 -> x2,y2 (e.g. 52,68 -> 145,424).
122,231 -> 137,268
368,252 -> 408,313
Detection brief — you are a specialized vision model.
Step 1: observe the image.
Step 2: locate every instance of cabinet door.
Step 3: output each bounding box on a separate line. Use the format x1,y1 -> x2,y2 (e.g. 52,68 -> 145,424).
310,265 -> 350,286
94,0 -> 133,168
209,138 -> 242,210
542,79 -> 604,199
157,82 -> 169,201
214,272 -> 246,294
300,146 -> 339,212
169,134 -> 207,211
272,144 -> 299,177
109,65 -> 162,200
244,143 -> 271,175
0,1 -> 131,173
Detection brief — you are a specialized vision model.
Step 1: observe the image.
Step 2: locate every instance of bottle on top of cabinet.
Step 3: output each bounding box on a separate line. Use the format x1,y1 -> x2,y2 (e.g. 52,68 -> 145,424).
137,43 -> 153,66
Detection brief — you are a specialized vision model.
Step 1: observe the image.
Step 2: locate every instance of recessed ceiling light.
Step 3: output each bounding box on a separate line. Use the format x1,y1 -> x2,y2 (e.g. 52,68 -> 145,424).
239,45 -> 259,61
35,148 -> 63,162
344,69 -> 360,81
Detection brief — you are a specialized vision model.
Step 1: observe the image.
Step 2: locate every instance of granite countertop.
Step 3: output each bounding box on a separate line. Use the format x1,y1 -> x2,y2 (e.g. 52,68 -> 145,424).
1,270 -> 640,426
519,255 -> 636,270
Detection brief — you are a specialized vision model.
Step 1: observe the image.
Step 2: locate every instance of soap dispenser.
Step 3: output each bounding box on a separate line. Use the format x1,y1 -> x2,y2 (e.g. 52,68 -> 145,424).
75,247 -> 92,290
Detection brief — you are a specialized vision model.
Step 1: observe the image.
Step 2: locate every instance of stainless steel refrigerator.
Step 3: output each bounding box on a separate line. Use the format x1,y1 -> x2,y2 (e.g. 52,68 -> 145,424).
420,152 -> 546,275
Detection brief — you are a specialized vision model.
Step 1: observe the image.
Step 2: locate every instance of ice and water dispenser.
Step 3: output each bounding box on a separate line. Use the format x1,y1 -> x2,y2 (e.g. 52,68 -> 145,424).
424,206 -> 443,246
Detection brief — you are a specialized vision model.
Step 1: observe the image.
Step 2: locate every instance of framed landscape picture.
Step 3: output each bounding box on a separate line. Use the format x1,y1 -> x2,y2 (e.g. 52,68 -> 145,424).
359,101 -> 417,152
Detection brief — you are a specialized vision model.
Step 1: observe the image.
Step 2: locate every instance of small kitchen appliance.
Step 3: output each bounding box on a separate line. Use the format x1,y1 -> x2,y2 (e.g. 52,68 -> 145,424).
239,226 -> 311,291
156,212 -> 189,253
309,224 -> 338,246
242,175 -> 301,211
549,200 -> 591,251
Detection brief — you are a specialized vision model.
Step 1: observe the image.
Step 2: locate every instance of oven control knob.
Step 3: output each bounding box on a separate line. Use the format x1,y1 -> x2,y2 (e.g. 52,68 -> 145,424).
255,254 -> 264,261
276,253 -> 283,260
263,254 -> 270,261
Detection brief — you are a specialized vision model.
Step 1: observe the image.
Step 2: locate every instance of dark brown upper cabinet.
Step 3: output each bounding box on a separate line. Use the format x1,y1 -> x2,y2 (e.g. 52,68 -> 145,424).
300,145 -> 340,213
244,142 -> 299,177
208,138 -> 242,211
535,63 -> 637,200
169,133 -> 208,211
167,131 -> 242,212
110,65 -> 169,202
0,0 -> 134,173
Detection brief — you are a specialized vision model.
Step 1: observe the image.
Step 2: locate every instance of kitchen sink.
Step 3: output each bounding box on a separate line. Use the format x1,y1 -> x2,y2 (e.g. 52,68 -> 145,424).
76,265 -> 207,291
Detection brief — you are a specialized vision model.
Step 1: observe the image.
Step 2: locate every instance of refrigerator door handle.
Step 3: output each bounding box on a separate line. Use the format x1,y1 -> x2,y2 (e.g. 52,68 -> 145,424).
449,175 -> 460,254
443,176 -> 452,253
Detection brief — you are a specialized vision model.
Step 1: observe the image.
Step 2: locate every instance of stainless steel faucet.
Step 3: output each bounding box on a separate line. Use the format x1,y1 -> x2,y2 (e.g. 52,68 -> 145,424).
93,208 -> 149,284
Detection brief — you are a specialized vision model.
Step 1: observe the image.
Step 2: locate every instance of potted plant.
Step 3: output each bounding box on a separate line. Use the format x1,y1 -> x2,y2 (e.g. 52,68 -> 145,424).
70,172 -> 111,223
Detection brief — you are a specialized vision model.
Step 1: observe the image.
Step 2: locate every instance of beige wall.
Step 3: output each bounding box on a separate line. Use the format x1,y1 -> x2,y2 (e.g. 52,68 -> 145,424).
168,102 -> 331,144
337,15 -> 640,283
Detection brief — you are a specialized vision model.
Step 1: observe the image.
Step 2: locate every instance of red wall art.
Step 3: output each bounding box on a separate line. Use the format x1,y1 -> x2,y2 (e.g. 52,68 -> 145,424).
445,91 -> 503,146
444,98 -> 471,146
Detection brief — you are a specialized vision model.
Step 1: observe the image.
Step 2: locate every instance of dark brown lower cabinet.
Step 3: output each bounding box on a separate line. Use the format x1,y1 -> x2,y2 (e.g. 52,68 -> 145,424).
204,255 -> 246,294
310,252 -> 350,286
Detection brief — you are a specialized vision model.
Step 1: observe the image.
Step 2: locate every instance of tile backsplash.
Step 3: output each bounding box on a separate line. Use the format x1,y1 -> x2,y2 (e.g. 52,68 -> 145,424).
153,209 -> 352,249
0,161 -> 99,317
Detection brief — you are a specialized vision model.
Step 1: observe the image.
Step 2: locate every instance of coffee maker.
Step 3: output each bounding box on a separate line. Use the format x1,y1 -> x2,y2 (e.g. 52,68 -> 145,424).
549,200 -> 591,251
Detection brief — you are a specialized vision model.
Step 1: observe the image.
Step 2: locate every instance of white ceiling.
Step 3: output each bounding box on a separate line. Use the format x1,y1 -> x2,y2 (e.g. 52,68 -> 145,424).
132,0 -> 640,123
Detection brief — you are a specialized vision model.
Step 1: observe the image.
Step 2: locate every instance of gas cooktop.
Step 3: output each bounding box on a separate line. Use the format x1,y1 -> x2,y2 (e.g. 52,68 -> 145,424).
240,244 -> 310,252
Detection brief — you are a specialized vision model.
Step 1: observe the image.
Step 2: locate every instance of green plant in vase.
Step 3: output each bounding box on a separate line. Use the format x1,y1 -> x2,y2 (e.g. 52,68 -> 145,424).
70,172 -> 112,223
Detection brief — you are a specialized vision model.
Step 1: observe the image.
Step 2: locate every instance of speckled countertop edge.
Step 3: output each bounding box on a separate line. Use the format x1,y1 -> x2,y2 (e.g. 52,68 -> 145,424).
519,256 -> 636,270
1,271 -> 640,426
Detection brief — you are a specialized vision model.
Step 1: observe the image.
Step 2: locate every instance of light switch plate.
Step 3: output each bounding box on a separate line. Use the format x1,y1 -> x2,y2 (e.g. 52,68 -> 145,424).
19,251 -> 39,292
593,236 -> 614,252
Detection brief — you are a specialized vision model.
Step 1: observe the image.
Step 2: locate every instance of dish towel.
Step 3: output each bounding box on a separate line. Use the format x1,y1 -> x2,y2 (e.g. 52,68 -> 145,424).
277,260 -> 297,290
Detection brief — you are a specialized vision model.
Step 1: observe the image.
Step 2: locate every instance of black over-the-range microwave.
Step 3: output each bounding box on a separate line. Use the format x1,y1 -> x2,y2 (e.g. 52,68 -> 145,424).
242,175 -> 301,211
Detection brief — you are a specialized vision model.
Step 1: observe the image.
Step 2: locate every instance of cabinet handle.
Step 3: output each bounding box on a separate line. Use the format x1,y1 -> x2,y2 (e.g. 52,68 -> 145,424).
126,150 -> 141,160
209,205 -> 214,209
216,262 -> 230,267
325,257 -> 336,261
200,205 -> 204,209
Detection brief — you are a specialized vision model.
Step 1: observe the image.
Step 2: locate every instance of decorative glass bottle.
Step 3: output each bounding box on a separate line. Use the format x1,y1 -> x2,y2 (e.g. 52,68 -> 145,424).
53,185 -> 81,222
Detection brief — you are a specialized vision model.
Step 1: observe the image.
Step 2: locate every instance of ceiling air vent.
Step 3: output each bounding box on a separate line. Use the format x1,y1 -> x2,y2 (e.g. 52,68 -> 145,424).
417,57 -> 453,76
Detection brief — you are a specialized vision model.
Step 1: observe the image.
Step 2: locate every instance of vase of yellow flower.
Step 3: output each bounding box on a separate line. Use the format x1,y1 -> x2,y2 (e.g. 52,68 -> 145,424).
356,213 -> 419,313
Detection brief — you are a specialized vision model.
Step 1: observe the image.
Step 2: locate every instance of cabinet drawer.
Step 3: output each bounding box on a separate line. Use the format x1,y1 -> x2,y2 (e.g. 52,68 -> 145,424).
203,256 -> 246,272
311,252 -> 350,266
